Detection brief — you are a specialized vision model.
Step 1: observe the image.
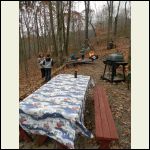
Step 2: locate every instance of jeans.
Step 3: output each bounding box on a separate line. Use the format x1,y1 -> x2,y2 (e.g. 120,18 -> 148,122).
81,55 -> 84,60
41,68 -> 45,78
45,68 -> 51,82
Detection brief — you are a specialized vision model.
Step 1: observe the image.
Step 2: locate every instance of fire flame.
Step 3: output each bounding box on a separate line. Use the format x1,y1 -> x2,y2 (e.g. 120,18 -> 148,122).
89,50 -> 95,57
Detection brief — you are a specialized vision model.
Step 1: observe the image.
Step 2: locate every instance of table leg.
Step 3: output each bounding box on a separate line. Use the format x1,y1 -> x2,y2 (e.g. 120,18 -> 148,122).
54,141 -> 68,149
101,64 -> 107,79
19,126 -> 32,142
123,65 -> 126,81
111,64 -> 115,82
35,135 -> 48,146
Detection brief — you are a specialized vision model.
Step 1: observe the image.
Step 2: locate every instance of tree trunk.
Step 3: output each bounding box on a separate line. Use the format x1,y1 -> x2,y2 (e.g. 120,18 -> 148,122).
114,1 -> 120,42
78,23 -> 82,49
49,1 -> 58,56
61,1 -> 65,60
35,9 -> 40,53
27,28 -> 31,59
124,1 -> 128,36
107,1 -> 110,43
39,8 -> 44,52
84,1 -> 90,48
56,1 -> 63,66
32,29 -> 36,54
90,22 -> 96,37
19,26 -> 23,63
20,12 -> 28,78
107,1 -> 113,43
43,2 -> 48,53
64,1 -> 71,56
23,10 -> 31,59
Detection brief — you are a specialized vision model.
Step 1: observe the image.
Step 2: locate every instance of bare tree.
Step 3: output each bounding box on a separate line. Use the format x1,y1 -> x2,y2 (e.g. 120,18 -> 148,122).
88,9 -> 98,45
23,2 -> 32,59
35,6 -> 40,53
64,1 -> 71,56
19,8 -> 28,77
84,1 -> 90,48
49,1 -> 58,56
39,5 -> 45,52
114,1 -> 121,42
107,1 -> 113,43
43,2 -> 48,52
56,1 -> 63,65
124,1 -> 128,35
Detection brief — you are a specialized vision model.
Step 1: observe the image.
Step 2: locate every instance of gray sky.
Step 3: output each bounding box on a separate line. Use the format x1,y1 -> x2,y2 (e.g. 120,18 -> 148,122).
73,1 -> 107,24
73,1 -> 130,22
74,1 -> 130,14
74,1 -> 106,12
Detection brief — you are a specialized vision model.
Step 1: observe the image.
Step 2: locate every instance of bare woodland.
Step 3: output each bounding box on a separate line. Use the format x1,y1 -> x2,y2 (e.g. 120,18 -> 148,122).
19,1 -> 130,68
19,1 -> 131,149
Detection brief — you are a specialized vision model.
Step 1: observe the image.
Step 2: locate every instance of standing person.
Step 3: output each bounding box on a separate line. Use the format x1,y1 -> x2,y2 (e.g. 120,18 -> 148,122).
80,46 -> 86,60
70,52 -> 78,61
43,53 -> 54,82
37,53 -> 45,78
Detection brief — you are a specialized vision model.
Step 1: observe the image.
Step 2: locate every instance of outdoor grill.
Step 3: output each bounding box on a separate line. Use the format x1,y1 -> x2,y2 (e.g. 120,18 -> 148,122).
101,53 -> 128,82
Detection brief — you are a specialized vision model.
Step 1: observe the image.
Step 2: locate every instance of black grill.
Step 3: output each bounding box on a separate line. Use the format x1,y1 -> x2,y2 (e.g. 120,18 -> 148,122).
105,53 -> 124,62
101,53 -> 128,82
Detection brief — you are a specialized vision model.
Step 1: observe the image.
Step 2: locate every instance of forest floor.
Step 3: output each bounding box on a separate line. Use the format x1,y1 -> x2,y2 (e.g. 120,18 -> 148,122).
19,37 -> 131,149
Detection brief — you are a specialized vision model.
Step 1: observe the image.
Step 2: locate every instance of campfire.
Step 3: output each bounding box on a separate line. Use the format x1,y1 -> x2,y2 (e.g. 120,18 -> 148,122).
89,50 -> 95,57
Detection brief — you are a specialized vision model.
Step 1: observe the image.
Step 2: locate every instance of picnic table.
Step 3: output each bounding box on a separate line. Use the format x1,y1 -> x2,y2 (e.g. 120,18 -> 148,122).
66,58 -> 93,67
19,74 -> 94,149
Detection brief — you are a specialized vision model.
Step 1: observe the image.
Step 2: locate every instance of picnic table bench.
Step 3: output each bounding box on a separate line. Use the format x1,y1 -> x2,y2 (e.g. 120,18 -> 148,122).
94,85 -> 119,149
66,58 -> 93,67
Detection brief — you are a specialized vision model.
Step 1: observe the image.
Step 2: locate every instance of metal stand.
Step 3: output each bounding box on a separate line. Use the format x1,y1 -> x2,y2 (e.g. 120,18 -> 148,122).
101,61 -> 128,82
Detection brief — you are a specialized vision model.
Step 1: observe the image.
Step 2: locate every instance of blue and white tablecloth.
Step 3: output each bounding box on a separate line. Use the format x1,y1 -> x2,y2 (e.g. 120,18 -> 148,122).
19,74 -> 94,149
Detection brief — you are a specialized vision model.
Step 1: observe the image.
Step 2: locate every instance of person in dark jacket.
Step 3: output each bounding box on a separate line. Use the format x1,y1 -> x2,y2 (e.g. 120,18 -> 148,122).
37,53 -> 45,78
80,47 -> 86,60
43,54 -> 54,82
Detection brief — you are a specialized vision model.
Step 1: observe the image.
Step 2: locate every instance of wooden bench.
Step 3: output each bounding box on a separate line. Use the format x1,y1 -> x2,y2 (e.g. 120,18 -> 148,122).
93,85 -> 119,149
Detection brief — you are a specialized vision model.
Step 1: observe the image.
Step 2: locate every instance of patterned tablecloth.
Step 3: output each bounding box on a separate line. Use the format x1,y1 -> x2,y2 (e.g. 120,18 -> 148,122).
19,74 -> 94,149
